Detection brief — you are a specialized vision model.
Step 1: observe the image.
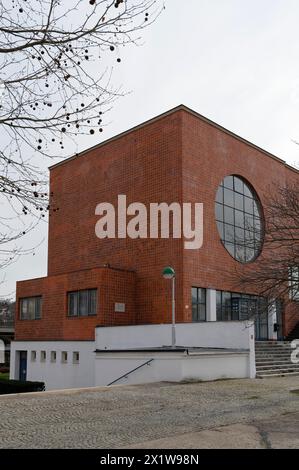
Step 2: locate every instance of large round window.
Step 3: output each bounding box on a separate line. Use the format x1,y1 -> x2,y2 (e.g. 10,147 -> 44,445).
215,175 -> 264,263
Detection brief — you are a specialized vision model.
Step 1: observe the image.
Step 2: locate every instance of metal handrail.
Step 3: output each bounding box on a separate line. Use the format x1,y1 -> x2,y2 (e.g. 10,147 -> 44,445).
107,358 -> 154,386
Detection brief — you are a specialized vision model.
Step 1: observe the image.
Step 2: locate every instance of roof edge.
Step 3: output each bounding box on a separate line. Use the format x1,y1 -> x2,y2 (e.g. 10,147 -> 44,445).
49,104 -> 299,174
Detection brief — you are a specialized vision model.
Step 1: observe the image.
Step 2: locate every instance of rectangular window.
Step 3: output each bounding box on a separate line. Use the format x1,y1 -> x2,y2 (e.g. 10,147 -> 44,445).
73,352 -> 80,364
191,287 -> 206,322
50,351 -> 56,363
40,351 -> 46,362
31,351 -> 37,362
20,296 -> 42,320
67,289 -> 97,317
61,351 -> 68,363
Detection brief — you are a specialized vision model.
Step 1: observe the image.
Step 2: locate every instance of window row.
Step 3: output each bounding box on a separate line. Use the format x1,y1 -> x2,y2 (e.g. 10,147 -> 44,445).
31,350 -> 80,364
191,287 -> 269,323
20,289 -> 98,320
216,290 -> 266,322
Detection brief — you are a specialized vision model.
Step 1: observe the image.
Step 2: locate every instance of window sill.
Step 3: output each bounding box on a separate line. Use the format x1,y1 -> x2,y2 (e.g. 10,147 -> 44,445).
67,314 -> 97,318
19,318 -> 41,321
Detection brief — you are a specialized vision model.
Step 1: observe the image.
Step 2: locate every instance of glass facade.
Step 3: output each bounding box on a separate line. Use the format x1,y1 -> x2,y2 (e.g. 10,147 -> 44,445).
216,290 -> 266,322
215,175 -> 263,263
191,287 -> 206,322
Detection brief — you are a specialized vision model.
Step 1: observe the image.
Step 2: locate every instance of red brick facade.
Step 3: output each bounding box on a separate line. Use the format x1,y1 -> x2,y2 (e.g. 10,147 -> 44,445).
15,106 -> 299,340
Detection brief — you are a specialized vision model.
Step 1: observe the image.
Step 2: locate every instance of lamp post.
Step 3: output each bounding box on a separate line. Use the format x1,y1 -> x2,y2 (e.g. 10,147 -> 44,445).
162,266 -> 176,348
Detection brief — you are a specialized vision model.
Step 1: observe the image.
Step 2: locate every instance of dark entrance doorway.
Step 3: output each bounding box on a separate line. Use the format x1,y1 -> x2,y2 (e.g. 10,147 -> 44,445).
19,351 -> 27,381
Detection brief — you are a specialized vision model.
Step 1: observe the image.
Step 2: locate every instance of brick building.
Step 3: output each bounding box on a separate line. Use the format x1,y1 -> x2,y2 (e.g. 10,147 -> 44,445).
10,105 -> 299,389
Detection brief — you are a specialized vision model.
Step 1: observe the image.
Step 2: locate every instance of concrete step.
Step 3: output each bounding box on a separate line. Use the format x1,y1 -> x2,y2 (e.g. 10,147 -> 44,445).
255,341 -> 293,346
255,343 -> 293,347
255,344 -> 293,348
256,359 -> 297,366
256,364 -> 299,371
256,371 -> 299,379
255,350 -> 292,354
255,349 -> 293,352
256,346 -> 292,349
255,351 -> 293,361
256,366 -> 299,374
255,351 -> 293,355
255,345 -> 293,349
255,341 -> 299,378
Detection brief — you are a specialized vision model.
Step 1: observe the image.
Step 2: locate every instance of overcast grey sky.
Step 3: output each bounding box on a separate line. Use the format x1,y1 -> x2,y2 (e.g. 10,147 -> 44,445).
1,0 -> 299,298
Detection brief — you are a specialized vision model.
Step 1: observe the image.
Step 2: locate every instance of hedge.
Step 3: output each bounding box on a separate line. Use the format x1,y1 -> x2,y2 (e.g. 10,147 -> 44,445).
0,378 -> 45,395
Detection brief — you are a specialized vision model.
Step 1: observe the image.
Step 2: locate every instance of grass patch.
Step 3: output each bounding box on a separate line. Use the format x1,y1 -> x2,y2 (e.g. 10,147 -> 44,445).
0,373 -> 9,381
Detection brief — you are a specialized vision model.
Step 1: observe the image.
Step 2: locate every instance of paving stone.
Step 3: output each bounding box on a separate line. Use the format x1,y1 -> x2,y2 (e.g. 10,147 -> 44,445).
0,377 -> 298,448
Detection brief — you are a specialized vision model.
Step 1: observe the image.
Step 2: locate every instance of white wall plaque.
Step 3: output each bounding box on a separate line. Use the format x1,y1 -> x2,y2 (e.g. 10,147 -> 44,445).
115,302 -> 126,313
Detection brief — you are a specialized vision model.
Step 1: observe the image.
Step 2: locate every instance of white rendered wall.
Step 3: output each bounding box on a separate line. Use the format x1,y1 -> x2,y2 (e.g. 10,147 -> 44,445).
94,350 -> 250,386
96,321 -> 254,351
182,353 -> 249,381
10,341 -> 95,390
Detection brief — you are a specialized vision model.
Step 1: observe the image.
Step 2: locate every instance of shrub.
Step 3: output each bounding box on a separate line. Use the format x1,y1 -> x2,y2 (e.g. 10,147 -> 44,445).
0,378 -> 45,395
0,367 -> 10,374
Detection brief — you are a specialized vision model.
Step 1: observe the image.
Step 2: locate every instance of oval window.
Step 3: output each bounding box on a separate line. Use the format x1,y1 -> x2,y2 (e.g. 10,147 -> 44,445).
215,175 -> 264,263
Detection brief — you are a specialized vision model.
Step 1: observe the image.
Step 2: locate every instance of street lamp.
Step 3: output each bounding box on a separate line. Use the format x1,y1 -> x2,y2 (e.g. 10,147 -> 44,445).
162,266 -> 176,348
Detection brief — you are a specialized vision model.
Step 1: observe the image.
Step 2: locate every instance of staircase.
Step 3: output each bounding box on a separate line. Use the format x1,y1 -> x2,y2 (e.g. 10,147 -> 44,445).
286,322 -> 299,341
255,341 -> 299,378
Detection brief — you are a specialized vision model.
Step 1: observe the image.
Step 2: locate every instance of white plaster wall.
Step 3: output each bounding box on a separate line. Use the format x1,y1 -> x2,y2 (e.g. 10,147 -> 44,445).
181,353 -> 249,381
95,353 -> 182,386
94,351 -> 250,386
96,322 -> 254,351
10,341 -> 95,390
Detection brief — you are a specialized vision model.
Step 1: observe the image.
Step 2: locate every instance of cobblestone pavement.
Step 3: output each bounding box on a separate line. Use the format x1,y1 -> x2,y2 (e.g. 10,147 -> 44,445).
0,377 -> 298,448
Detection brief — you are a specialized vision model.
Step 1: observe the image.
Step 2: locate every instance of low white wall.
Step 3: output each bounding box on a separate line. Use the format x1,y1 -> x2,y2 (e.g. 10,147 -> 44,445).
94,350 -> 250,386
96,321 -> 254,350
10,341 -> 95,390
182,353 -> 249,382
96,322 -> 256,380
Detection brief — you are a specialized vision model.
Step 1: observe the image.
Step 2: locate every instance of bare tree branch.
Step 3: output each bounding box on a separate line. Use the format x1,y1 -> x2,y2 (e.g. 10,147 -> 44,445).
0,0 -> 164,268
234,181 -> 299,315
